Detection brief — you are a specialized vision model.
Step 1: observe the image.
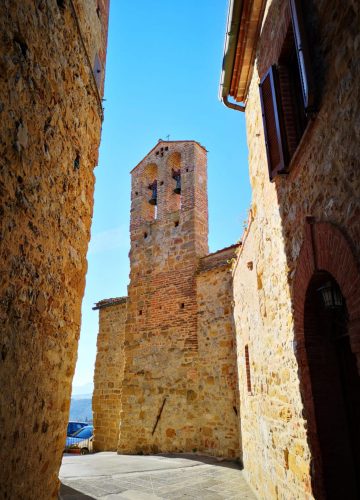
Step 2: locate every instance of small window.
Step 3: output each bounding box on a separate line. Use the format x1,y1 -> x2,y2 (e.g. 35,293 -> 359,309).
93,53 -> 102,90
245,345 -> 252,393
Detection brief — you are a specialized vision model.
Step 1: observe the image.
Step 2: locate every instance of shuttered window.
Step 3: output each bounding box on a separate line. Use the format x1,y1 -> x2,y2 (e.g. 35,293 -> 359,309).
290,0 -> 315,112
245,345 -> 252,393
259,0 -> 315,181
259,65 -> 289,181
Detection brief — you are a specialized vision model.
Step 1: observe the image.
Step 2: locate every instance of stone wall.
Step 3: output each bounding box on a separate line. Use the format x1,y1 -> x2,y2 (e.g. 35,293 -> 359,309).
0,1 -> 109,498
233,218 -> 311,498
197,245 -> 241,459
232,0 -> 360,498
94,141 -> 241,459
93,298 -> 127,451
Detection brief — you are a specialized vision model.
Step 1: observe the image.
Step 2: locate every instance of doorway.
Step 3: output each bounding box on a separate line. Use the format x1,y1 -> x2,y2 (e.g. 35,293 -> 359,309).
304,272 -> 360,499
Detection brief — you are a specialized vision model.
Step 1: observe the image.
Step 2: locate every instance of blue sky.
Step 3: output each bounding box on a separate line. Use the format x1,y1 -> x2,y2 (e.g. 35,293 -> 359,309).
72,0 -> 250,389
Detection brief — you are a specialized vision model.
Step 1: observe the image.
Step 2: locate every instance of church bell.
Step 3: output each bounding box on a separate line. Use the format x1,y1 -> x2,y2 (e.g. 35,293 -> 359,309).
172,169 -> 181,195
148,180 -> 157,205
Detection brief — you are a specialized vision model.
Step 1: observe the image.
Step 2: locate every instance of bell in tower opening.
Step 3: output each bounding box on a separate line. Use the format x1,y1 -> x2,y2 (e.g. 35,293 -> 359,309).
148,180 -> 157,205
172,169 -> 181,195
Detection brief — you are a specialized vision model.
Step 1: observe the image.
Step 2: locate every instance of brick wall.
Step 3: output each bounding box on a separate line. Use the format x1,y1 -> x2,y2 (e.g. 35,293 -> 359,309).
119,141 -> 209,454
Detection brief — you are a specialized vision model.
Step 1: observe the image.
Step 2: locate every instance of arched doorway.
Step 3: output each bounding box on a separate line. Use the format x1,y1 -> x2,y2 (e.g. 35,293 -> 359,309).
304,271 -> 360,499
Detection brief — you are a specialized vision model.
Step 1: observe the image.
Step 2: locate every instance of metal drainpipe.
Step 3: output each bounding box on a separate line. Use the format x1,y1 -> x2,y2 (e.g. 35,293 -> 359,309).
223,95 -> 246,112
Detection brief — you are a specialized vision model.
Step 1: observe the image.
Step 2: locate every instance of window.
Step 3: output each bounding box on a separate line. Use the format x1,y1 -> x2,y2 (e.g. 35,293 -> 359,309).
245,345 -> 252,393
72,426 -> 93,439
259,0 -> 315,180
93,53 -> 102,90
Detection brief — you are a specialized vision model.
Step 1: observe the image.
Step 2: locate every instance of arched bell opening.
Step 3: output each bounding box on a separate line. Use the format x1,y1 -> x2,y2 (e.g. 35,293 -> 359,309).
142,163 -> 158,221
166,152 -> 181,213
304,271 -> 360,499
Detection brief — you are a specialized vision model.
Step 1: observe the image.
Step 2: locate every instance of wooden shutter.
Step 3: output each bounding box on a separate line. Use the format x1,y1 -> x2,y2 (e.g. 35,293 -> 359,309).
259,65 -> 288,181
290,0 -> 315,112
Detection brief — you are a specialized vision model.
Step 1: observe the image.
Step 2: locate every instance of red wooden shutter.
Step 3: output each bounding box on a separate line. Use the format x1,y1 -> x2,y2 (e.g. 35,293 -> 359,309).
259,65 -> 288,181
290,0 -> 315,112
278,64 -> 299,158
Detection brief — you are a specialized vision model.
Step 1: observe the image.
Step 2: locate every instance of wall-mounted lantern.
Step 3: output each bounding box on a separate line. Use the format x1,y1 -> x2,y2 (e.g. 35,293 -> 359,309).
317,281 -> 344,310
172,169 -> 181,194
148,180 -> 157,205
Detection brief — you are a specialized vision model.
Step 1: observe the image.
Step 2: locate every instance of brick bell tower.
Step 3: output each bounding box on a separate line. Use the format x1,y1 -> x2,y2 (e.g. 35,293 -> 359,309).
118,140 -> 209,454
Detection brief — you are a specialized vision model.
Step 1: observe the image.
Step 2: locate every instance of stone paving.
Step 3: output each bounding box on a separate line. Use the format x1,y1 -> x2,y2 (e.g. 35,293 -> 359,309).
59,452 -> 256,499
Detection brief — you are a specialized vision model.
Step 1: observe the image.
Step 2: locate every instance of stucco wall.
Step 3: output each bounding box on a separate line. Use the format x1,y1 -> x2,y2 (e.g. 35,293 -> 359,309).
233,0 -> 360,498
0,1 -> 108,498
93,299 -> 127,451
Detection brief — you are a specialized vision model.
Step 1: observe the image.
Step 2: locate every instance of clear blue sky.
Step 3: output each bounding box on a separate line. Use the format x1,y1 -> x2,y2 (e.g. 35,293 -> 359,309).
72,0 -> 250,390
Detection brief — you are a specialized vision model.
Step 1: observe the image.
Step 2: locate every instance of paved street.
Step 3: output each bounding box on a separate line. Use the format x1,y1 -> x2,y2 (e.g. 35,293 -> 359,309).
59,452 -> 256,499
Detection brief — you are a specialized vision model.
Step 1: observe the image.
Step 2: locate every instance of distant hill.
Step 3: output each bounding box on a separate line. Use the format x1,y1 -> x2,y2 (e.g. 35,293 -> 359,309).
72,381 -> 94,396
72,393 -> 93,400
69,397 -> 92,423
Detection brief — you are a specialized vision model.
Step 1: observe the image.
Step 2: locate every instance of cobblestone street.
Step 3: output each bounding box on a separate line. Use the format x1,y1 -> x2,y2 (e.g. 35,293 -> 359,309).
60,453 -> 256,499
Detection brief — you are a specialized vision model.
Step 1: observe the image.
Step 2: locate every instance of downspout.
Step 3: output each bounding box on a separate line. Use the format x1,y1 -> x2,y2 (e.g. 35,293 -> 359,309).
219,0 -> 246,112
223,95 -> 245,112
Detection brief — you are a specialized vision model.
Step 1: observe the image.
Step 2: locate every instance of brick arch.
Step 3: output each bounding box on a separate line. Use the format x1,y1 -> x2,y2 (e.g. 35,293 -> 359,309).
293,219 -> 360,499
141,163 -> 158,221
293,220 -> 360,363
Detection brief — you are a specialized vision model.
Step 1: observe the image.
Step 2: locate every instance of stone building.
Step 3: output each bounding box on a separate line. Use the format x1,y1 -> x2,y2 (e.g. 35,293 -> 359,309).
220,0 -> 360,498
93,140 -> 240,458
0,1 -> 109,498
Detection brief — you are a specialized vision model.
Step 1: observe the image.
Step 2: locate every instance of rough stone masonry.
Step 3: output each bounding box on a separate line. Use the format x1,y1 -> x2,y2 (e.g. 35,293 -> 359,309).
93,141 -> 240,459
0,1 -> 109,498
228,0 -> 360,498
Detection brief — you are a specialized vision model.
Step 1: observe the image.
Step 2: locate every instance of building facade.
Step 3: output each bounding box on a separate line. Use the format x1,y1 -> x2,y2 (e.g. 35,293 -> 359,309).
93,140 -> 240,459
0,1 -> 109,498
220,0 -> 360,498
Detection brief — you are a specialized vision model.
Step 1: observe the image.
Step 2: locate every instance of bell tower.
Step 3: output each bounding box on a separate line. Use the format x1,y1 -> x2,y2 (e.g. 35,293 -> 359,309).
118,140 -> 209,453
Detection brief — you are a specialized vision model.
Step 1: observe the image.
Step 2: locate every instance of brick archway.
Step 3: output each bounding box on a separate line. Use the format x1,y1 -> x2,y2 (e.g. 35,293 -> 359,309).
293,220 -> 360,499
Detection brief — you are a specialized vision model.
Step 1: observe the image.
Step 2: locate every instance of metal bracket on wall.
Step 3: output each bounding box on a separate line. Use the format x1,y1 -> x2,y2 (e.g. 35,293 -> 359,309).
151,398 -> 167,435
